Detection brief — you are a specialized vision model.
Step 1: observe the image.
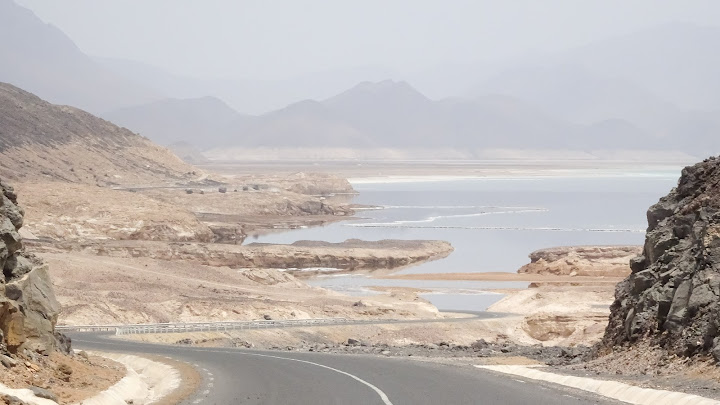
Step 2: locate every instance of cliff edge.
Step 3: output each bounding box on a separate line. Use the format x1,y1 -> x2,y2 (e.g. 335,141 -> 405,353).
1,179 -> 61,355
603,156 -> 720,358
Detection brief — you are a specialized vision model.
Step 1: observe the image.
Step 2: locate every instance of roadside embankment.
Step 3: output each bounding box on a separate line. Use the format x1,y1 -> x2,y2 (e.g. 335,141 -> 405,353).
77,352 -> 181,405
476,365 -> 720,405
0,352 -> 125,405
0,351 -> 190,405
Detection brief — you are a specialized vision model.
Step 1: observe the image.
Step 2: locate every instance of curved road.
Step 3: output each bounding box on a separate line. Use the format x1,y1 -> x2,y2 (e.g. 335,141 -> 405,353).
71,333 -> 619,405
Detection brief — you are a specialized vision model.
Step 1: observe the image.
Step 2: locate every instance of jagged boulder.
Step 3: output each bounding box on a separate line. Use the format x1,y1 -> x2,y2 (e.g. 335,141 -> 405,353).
0,179 -> 61,354
603,156 -> 720,358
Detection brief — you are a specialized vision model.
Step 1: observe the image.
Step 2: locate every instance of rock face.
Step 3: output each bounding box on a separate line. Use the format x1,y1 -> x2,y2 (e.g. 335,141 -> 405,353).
603,156 -> 720,357
518,246 -> 641,277
0,179 -> 61,354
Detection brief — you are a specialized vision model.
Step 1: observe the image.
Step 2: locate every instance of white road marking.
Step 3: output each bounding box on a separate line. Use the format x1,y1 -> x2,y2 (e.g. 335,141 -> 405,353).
192,348 -> 394,405
70,338 -> 394,404
208,383 -> 214,388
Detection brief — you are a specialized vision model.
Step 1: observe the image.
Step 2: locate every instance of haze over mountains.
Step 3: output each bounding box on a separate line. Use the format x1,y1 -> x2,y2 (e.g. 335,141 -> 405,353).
95,56 -> 398,116
3,0 -> 720,160
0,0 -> 160,113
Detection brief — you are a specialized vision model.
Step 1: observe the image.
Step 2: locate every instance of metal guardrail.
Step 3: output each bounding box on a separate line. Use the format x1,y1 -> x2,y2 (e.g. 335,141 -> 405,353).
56,318 -> 398,336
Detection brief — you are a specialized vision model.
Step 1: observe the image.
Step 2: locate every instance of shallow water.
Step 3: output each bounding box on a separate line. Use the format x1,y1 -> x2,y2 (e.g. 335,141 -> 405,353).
250,172 -> 679,274
307,276 -> 527,311
252,171 -> 680,310
307,276 -> 528,292
418,293 -> 506,312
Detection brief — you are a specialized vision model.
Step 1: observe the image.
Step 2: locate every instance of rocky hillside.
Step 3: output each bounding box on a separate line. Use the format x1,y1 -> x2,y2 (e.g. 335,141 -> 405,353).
0,82 -> 200,186
1,179 -> 62,355
603,156 -> 720,358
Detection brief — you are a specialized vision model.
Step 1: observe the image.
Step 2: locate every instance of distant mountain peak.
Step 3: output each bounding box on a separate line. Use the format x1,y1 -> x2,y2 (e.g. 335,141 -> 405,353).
324,79 -> 430,109
347,79 -> 425,96
276,98 -> 326,112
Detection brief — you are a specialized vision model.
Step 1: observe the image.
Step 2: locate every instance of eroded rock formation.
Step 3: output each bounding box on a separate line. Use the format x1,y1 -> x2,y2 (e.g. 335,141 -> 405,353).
0,179 -> 61,354
51,238 -> 454,274
603,156 -> 720,358
518,246 -> 641,277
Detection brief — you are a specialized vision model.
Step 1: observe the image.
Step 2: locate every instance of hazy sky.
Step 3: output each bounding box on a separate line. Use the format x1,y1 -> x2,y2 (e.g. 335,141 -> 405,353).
16,0 -> 720,80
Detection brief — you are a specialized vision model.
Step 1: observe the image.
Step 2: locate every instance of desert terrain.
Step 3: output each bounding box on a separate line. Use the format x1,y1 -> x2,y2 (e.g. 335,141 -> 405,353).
11,151 -> 632,351
5,2 -> 720,402
0,82 -> 461,404
118,243 -> 628,349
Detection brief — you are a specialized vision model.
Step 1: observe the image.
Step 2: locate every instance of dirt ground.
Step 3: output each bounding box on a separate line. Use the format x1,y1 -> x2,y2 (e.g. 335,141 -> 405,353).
121,281 -> 616,350
559,341 -> 720,400
0,352 -> 124,405
44,246 -> 616,350
15,182 -> 215,242
44,251 -> 443,326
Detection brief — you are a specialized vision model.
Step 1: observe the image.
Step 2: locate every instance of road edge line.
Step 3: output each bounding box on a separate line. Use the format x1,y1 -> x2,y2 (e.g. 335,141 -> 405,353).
475,364 -> 720,405
193,348 -> 394,405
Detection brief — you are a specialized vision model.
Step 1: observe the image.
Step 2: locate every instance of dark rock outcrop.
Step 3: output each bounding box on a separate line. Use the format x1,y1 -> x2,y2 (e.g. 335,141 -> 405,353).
603,156 -> 720,358
0,179 -> 61,354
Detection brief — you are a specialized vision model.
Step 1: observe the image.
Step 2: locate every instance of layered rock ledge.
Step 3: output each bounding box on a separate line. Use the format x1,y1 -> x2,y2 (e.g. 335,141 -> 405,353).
518,246 -> 641,277
47,239 -> 454,274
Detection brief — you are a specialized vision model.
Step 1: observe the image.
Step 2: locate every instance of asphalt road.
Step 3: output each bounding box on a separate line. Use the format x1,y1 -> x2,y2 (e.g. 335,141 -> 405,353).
70,333 -> 620,405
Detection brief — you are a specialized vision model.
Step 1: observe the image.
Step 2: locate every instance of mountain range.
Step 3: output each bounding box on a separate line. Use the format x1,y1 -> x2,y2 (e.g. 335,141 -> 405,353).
2,0 -> 720,159
103,79 -> 708,156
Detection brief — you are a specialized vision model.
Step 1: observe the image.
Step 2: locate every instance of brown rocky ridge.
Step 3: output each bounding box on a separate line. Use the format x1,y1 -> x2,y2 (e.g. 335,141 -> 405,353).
45,238 -> 453,274
603,155 -> 720,358
0,82 -> 201,186
518,245 -> 640,277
